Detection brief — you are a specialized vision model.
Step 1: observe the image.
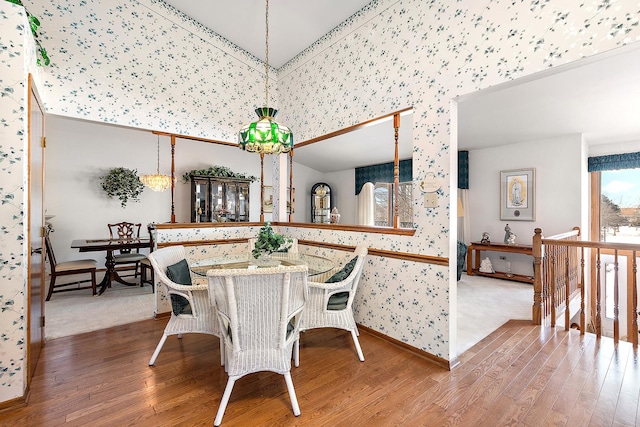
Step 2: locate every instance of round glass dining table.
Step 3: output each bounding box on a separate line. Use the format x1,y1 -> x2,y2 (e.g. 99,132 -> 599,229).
190,252 -> 335,278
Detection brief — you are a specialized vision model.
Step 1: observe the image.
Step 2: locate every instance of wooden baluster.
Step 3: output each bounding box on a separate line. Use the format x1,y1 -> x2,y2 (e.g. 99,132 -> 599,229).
614,249 -> 619,344
580,246 -> 586,336
565,247 -> 570,331
595,248 -> 602,338
532,228 -> 543,325
550,245 -> 557,327
632,250 -> 638,347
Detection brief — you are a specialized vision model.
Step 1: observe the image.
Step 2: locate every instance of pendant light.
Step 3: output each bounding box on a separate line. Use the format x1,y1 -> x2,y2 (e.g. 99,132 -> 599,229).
237,0 -> 293,154
140,135 -> 173,192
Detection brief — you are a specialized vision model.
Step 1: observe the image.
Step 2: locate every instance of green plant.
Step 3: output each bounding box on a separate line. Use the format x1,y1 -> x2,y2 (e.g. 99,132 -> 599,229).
100,167 -> 145,208
252,222 -> 292,259
5,0 -> 50,66
182,165 -> 257,183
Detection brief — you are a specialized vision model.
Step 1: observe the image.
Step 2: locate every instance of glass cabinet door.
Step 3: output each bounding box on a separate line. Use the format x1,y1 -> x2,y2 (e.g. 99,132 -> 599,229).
191,176 -> 251,223
237,183 -> 249,222
191,178 -> 209,222
225,184 -> 237,221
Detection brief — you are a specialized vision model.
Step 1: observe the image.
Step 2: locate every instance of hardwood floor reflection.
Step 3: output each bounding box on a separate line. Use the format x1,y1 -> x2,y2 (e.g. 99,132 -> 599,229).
2,318 -> 638,426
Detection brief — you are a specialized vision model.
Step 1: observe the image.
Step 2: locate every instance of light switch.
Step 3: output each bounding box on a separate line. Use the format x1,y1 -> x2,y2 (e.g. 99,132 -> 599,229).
424,193 -> 438,208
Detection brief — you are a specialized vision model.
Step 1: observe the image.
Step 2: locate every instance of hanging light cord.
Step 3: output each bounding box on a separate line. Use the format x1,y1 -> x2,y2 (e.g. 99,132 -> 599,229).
155,135 -> 160,173
264,0 -> 269,110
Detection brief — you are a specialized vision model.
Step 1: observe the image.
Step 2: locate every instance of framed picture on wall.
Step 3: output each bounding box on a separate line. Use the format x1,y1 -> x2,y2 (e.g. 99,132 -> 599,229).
263,186 -> 274,213
500,168 -> 535,221
262,186 -> 294,214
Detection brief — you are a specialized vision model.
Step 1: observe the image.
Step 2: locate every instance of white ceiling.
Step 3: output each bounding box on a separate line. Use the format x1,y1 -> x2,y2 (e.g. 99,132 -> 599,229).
163,1 -> 640,172
457,44 -> 640,151
162,0 -> 372,69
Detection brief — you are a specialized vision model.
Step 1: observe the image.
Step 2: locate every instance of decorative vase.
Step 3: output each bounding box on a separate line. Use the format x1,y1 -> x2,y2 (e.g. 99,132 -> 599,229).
330,207 -> 341,224
252,251 -> 280,267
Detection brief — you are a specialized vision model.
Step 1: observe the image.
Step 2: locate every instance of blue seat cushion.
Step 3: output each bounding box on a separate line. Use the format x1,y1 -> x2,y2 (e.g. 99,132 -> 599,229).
327,291 -> 350,310
325,256 -> 358,283
166,259 -> 192,315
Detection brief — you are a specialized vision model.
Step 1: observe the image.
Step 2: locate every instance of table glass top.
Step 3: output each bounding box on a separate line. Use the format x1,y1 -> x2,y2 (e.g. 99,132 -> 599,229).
190,253 -> 335,278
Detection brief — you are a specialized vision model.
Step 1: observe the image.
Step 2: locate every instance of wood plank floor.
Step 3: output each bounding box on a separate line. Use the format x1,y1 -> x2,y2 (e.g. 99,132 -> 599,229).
2,318 -> 638,426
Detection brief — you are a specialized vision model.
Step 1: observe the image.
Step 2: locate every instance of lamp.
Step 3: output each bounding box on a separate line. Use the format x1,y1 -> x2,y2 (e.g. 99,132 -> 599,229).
140,135 -> 173,192
237,0 -> 293,154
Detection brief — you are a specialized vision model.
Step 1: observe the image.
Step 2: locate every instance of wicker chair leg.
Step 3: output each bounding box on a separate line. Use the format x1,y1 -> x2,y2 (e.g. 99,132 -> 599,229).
149,334 -> 168,366
214,377 -> 237,426
351,329 -> 365,362
219,339 -> 225,366
284,372 -> 301,416
293,339 -> 300,367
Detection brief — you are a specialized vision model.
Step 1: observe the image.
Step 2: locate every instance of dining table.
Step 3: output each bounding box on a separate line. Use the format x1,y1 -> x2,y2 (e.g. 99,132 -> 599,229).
190,252 -> 336,278
71,238 -> 150,295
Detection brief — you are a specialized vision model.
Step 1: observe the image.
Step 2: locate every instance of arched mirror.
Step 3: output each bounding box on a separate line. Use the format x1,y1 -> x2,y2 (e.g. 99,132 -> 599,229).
292,108 -> 414,227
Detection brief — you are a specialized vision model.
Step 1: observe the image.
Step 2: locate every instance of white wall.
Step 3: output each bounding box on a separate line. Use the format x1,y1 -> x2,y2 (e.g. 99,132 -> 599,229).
468,135 -> 584,276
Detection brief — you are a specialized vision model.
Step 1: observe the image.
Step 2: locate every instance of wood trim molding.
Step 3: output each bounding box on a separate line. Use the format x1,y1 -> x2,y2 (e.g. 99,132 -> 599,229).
281,222 -> 416,236
153,221 -> 417,236
295,106 -> 413,148
0,395 -> 27,414
358,325 -> 454,370
157,237 -> 448,266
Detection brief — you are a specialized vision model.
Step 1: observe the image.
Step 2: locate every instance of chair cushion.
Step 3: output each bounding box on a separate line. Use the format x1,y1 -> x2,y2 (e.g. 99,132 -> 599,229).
56,259 -> 97,272
325,256 -> 358,283
166,259 -> 192,315
327,291 -> 350,310
114,253 -> 146,262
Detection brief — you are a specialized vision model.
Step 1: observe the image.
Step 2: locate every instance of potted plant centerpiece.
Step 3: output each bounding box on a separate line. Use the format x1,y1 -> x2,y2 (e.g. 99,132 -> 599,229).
252,222 -> 292,265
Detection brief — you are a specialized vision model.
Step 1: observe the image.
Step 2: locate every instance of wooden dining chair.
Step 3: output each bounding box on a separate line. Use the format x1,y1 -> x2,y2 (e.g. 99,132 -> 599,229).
45,231 -> 97,301
139,224 -> 155,290
107,222 -> 147,279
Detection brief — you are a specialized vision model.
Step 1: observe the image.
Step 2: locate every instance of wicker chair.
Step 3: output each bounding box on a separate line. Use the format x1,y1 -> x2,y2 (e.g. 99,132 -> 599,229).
300,243 -> 368,362
207,265 -> 308,426
147,245 -> 221,366
247,237 -> 299,258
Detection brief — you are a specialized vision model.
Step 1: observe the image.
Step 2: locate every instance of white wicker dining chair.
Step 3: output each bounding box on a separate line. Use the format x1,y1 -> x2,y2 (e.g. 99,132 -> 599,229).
299,243 -> 368,362
207,265 -> 308,426
147,245 -> 221,366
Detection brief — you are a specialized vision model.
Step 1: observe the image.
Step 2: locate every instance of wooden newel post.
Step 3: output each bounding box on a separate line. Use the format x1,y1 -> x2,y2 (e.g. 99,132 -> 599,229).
532,228 -> 544,325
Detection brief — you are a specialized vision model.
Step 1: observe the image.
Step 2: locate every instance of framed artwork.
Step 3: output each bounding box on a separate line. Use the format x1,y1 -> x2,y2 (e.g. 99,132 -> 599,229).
263,186 -> 273,213
500,168 -> 535,221
262,186 -> 294,213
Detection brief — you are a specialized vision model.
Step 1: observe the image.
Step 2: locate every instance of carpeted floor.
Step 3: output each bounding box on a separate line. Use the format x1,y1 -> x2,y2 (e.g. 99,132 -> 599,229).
45,283 -> 155,339
456,273 -> 532,355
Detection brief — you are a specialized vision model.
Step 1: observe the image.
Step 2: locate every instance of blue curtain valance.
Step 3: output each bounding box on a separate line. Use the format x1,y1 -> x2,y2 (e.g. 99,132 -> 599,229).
458,151 -> 469,189
355,159 -> 412,195
588,151 -> 640,172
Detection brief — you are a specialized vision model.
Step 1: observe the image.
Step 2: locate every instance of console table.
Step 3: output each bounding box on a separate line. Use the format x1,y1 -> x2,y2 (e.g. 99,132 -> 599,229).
466,241 -> 533,284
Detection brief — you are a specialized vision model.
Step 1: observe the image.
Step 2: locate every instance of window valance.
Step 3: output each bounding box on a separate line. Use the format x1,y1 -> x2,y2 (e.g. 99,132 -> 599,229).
588,151 -> 640,172
355,159 -> 412,195
458,151 -> 469,189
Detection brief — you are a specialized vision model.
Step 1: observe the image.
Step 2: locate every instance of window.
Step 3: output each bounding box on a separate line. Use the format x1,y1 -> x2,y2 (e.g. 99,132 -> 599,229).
373,181 -> 413,228
600,168 -> 640,243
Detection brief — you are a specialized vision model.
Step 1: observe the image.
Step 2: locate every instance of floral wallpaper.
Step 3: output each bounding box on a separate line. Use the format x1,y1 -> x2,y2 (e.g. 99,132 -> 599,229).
2,0 -> 640,404
0,2 -> 27,402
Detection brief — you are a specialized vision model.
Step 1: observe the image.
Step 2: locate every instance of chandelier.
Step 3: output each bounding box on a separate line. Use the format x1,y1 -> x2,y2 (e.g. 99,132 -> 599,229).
237,0 -> 293,154
140,135 -> 173,192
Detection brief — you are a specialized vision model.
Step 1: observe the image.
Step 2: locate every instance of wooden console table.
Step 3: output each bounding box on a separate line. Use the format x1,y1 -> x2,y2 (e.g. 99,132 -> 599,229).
466,241 -> 533,284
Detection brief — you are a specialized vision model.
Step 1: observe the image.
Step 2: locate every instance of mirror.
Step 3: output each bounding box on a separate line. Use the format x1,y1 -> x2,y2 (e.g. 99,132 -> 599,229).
291,109 -> 414,226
